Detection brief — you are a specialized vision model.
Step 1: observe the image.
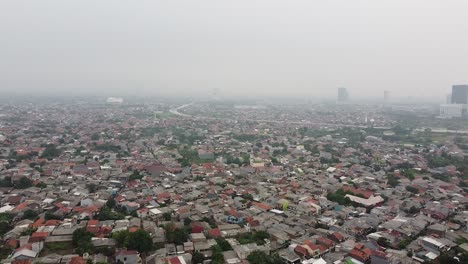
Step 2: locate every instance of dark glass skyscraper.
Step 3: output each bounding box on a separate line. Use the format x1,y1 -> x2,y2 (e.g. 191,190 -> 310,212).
451,85 -> 468,104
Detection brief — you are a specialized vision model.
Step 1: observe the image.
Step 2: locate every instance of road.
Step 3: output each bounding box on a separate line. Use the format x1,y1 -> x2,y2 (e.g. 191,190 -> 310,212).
169,102 -> 371,128
169,103 -> 193,117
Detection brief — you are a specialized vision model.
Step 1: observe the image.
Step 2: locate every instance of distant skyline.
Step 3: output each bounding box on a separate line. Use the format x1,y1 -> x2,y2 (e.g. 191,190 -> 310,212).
1,1 -> 468,100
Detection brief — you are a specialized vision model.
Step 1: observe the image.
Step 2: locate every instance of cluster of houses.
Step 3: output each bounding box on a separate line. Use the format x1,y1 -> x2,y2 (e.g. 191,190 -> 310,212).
0,101 -> 467,264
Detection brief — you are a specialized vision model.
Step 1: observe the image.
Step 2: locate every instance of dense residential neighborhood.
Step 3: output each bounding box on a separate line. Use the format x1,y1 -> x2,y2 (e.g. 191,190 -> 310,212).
0,100 -> 467,264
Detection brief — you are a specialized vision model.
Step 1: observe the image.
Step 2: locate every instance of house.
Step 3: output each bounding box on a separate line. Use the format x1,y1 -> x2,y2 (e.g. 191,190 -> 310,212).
145,164 -> 166,177
28,232 -> 49,243
69,256 -> 86,264
11,260 -> 32,264
122,202 -> 140,212
420,237 -> 449,254
294,245 -> 311,259
328,232 -> 345,243
149,208 -> 163,218
349,248 -> 371,263
136,208 -> 150,218
166,256 -> 187,264
316,237 -> 334,250
6,195 -> 25,206
344,194 -> 385,208
427,223 -> 446,238
12,247 -> 38,260
190,233 -> 206,243
80,198 -> 94,207
115,249 -> 141,264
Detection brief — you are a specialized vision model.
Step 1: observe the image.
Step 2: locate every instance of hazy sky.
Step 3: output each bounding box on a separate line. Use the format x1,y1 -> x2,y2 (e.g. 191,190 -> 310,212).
1,1 -> 468,100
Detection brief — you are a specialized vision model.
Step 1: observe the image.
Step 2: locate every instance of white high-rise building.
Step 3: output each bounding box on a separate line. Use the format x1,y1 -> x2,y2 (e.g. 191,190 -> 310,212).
439,104 -> 467,118
106,97 -> 124,104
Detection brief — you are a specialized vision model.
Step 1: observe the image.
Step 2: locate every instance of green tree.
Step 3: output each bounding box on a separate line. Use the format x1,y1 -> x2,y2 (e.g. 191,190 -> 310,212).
247,251 -> 282,264
164,223 -> 189,245
162,212 -> 172,221
192,252 -> 205,264
87,183 -> 97,193
45,211 -> 62,220
97,206 -> 124,221
106,197 -> 116,208
72,228 -> 93,255
386,174 -> 400,187
112,230 -> 129,247
40,144 -> 61,160
406,186 -> 419,194
0,176 -> 13,187
125,229 -> 153,253
377,237 -> 390,248
0,213 -> 13,236
399,238 -> 412,249
91,133 -> 100,140
407,206 -> 420,214
20,228 -> 37,236
401,169 -> 415,180
215,238 -> 232,251
211,245 -> 224,264
253,230 -> 270,244
183,218 -> 192,226
35,182 -> 47,188
129,170 -> 143,181
15,176 -> 33,189
23,209 -> 38,220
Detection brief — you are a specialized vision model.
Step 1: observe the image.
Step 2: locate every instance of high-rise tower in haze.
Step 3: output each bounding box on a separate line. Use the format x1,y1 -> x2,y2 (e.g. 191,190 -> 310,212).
451,85 -> 468,104
446,94 -> 452,104
337,87 -> 349,102
384,90 -> 390,103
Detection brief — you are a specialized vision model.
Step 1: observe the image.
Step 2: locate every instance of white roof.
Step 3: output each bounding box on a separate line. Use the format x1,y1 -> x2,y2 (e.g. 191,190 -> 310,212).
12,249 -> 38,259
345,194 -> 384,206
425,251 -> 439,260
43,198 -> 55,204
302,258 -> 327,264
422,237 -> 444,248
150,208 -> 163,215
0,205 -> 14,213
270,209 -> 284,214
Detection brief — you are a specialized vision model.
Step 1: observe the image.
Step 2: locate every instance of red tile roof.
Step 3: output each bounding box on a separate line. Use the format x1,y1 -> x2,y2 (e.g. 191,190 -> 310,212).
317,237 -> 334,248
86,226 -> 100,234
167,257 -> 182,264
15,202 -> 28,211
294,245 -> 310,257
207,228 -> 221,237
69,256 -> 86,264
12,260 -> 31,264
31,219 -> 44,228
342,186 -> 374,199
251,202 -> 271,211
31,232 -> 49,238
116,249 -> 139,256
128,227 -> 139,233
6,239 -> 18,248
87,219 -> 99,226
349,249 -> 370,262
304,240 -> 318,251
72,206 -> 99,213
44,220 -> 61,226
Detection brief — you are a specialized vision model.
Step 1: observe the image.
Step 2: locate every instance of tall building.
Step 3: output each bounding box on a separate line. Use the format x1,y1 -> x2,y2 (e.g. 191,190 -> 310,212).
106,97 -> 124,104
337,87 -> 349,102
446,94 -> 452,104
384,90 -> 390,103
439,104 -> 467,118
451,85 -> 468,104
